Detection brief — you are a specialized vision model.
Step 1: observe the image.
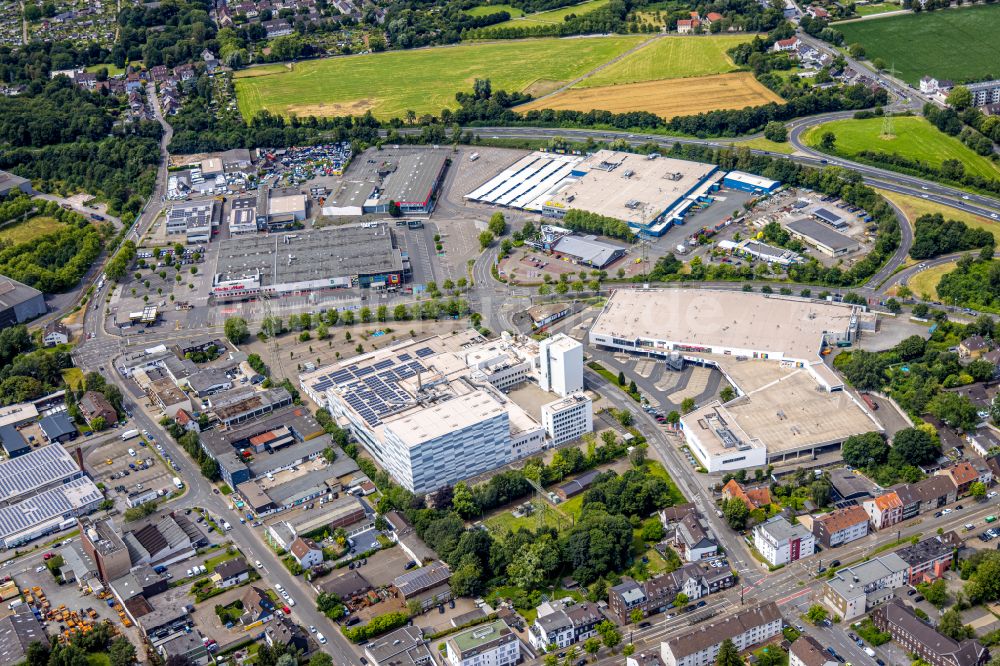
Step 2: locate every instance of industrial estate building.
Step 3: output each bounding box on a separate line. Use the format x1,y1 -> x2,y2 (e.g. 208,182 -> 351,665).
590,289 -> 881,472
165,200 -> 219,243
467,151 -> 782,237
322,150 -> 448,217
786,218 -> 861,257
211,224 -> 407,301
0,444 -> 102,547
300,331 -> 592,493
0,276 -> 46,328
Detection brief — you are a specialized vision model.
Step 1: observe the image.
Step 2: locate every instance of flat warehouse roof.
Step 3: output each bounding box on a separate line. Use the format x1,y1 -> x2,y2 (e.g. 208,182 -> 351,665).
0,444 -> 80,500
269,194 -> 306,215
722,365 -> 877,455
591,289 -> 860,361
381,152 -> 447,204
464,152 -> 583,210
786,218 -> 858,251
215,226 -> 403,285
544,150 -> 717,222
0,476 -> 102,541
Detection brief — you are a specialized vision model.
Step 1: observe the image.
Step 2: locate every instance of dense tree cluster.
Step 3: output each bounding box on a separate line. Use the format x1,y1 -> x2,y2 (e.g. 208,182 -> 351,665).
0,325 -> 75,407
561,209 -> 637,242
320,412 -> 675,602
937,256 -> 1000,312
0,203 -> 103,293
910,213 -> 995,260
114,0 -> 217,68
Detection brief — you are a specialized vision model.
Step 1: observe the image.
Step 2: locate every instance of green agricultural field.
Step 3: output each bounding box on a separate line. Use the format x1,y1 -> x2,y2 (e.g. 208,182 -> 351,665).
836,5 -> 1000,84
578,34 -> 754,87
0,215 -> 65,245
234,35 -> 645,120
463,3 -> 523,16
491,0 -> 609,27
804,116 -> 1000,181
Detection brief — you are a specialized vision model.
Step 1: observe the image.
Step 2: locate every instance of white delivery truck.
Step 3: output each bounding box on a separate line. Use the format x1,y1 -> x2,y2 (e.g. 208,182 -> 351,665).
173,477 -> 184,489
121,429 -> 140,441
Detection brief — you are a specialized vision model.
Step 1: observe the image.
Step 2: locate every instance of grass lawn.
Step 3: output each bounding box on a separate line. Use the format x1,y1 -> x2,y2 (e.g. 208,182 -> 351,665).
492,0 -> 608,28
62,367 -> 84,390
204,548 -> 241,570
560,493 -> 584,519
85,63 -> 127,77
836,5 -> 1000,84
234,35 -> 644,120
877,188 -> 1000,243
803,116 -> 1000,181
577,34 -> 754,88
907,262 -> 955,301
853,2 -> 900,16
728,136 -> 795,154
0,215 -> 65,245
87,655 -> 111,666
483,499 -> 570,537
644,460 -> 686,505
463,3 -> 523,16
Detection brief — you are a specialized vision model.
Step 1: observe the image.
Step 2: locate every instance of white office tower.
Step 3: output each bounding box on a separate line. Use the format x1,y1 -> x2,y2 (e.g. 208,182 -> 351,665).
538,334 -> 584,397
542,393 -> 593,446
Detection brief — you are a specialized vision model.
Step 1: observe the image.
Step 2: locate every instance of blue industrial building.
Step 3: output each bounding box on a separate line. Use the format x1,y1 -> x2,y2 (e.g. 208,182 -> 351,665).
723,171 -> 781,194
722,171 -> 781,194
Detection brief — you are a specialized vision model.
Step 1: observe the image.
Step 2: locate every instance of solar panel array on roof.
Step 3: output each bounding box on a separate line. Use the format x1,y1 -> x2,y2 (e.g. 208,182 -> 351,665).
308,351 -> 429,426
0,477 -> 101,542
0,444 -> 80,501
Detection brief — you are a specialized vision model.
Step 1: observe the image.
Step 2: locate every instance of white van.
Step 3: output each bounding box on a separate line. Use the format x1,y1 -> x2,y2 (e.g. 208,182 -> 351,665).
316,633 -> 327,645
128,448 -> 136,457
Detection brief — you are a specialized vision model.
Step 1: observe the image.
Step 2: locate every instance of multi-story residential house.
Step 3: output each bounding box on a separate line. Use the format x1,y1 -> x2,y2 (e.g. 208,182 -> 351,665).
528,602 -> 603,651
753,516 -> 815,566
895,534 -> 958,586
660,602 -> 783,666
608,563 -> 735,623
721,479 -> 772,511
937,462 -> 982,496
863,492 -> 904,530
665,509 -> 718,563
822,553 -> 908,621
893,476 -> 957,521
872,599 -> 989,666
790,635 -> 838,666
445,619 -> 519,666
812,505 -> 869,547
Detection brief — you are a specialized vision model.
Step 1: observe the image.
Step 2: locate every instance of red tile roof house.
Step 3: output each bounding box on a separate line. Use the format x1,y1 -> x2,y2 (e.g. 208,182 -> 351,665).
704,12 -> 724,24
773,37 -> 801,53
863,491 -> 903,530
936,461 -> 981,497
722,479 -> 772,511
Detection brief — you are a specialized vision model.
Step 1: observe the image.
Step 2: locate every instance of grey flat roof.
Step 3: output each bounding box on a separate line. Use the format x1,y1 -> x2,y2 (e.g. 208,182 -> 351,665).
214,226 -> 403,285
246,435 -> 333,476
786,218 -> 858,251
0,277 -> 42,310
381,152 -> 447,204
553,235 -> 625,267
326,180 -> 376,209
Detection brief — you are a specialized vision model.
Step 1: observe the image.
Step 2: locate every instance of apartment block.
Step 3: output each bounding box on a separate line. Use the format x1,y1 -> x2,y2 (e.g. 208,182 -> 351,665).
660,602 -> 782,666
812,505 -> 869,548
872,599 -> 989,666
822,553 -> 907,621
753,516 -> 815,566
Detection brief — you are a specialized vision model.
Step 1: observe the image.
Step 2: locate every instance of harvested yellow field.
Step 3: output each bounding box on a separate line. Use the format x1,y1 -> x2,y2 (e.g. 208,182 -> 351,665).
517,72 -> 782,119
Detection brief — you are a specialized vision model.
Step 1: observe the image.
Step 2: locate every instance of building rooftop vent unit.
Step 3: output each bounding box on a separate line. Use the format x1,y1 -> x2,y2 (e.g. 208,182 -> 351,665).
472,627 -> 496,639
